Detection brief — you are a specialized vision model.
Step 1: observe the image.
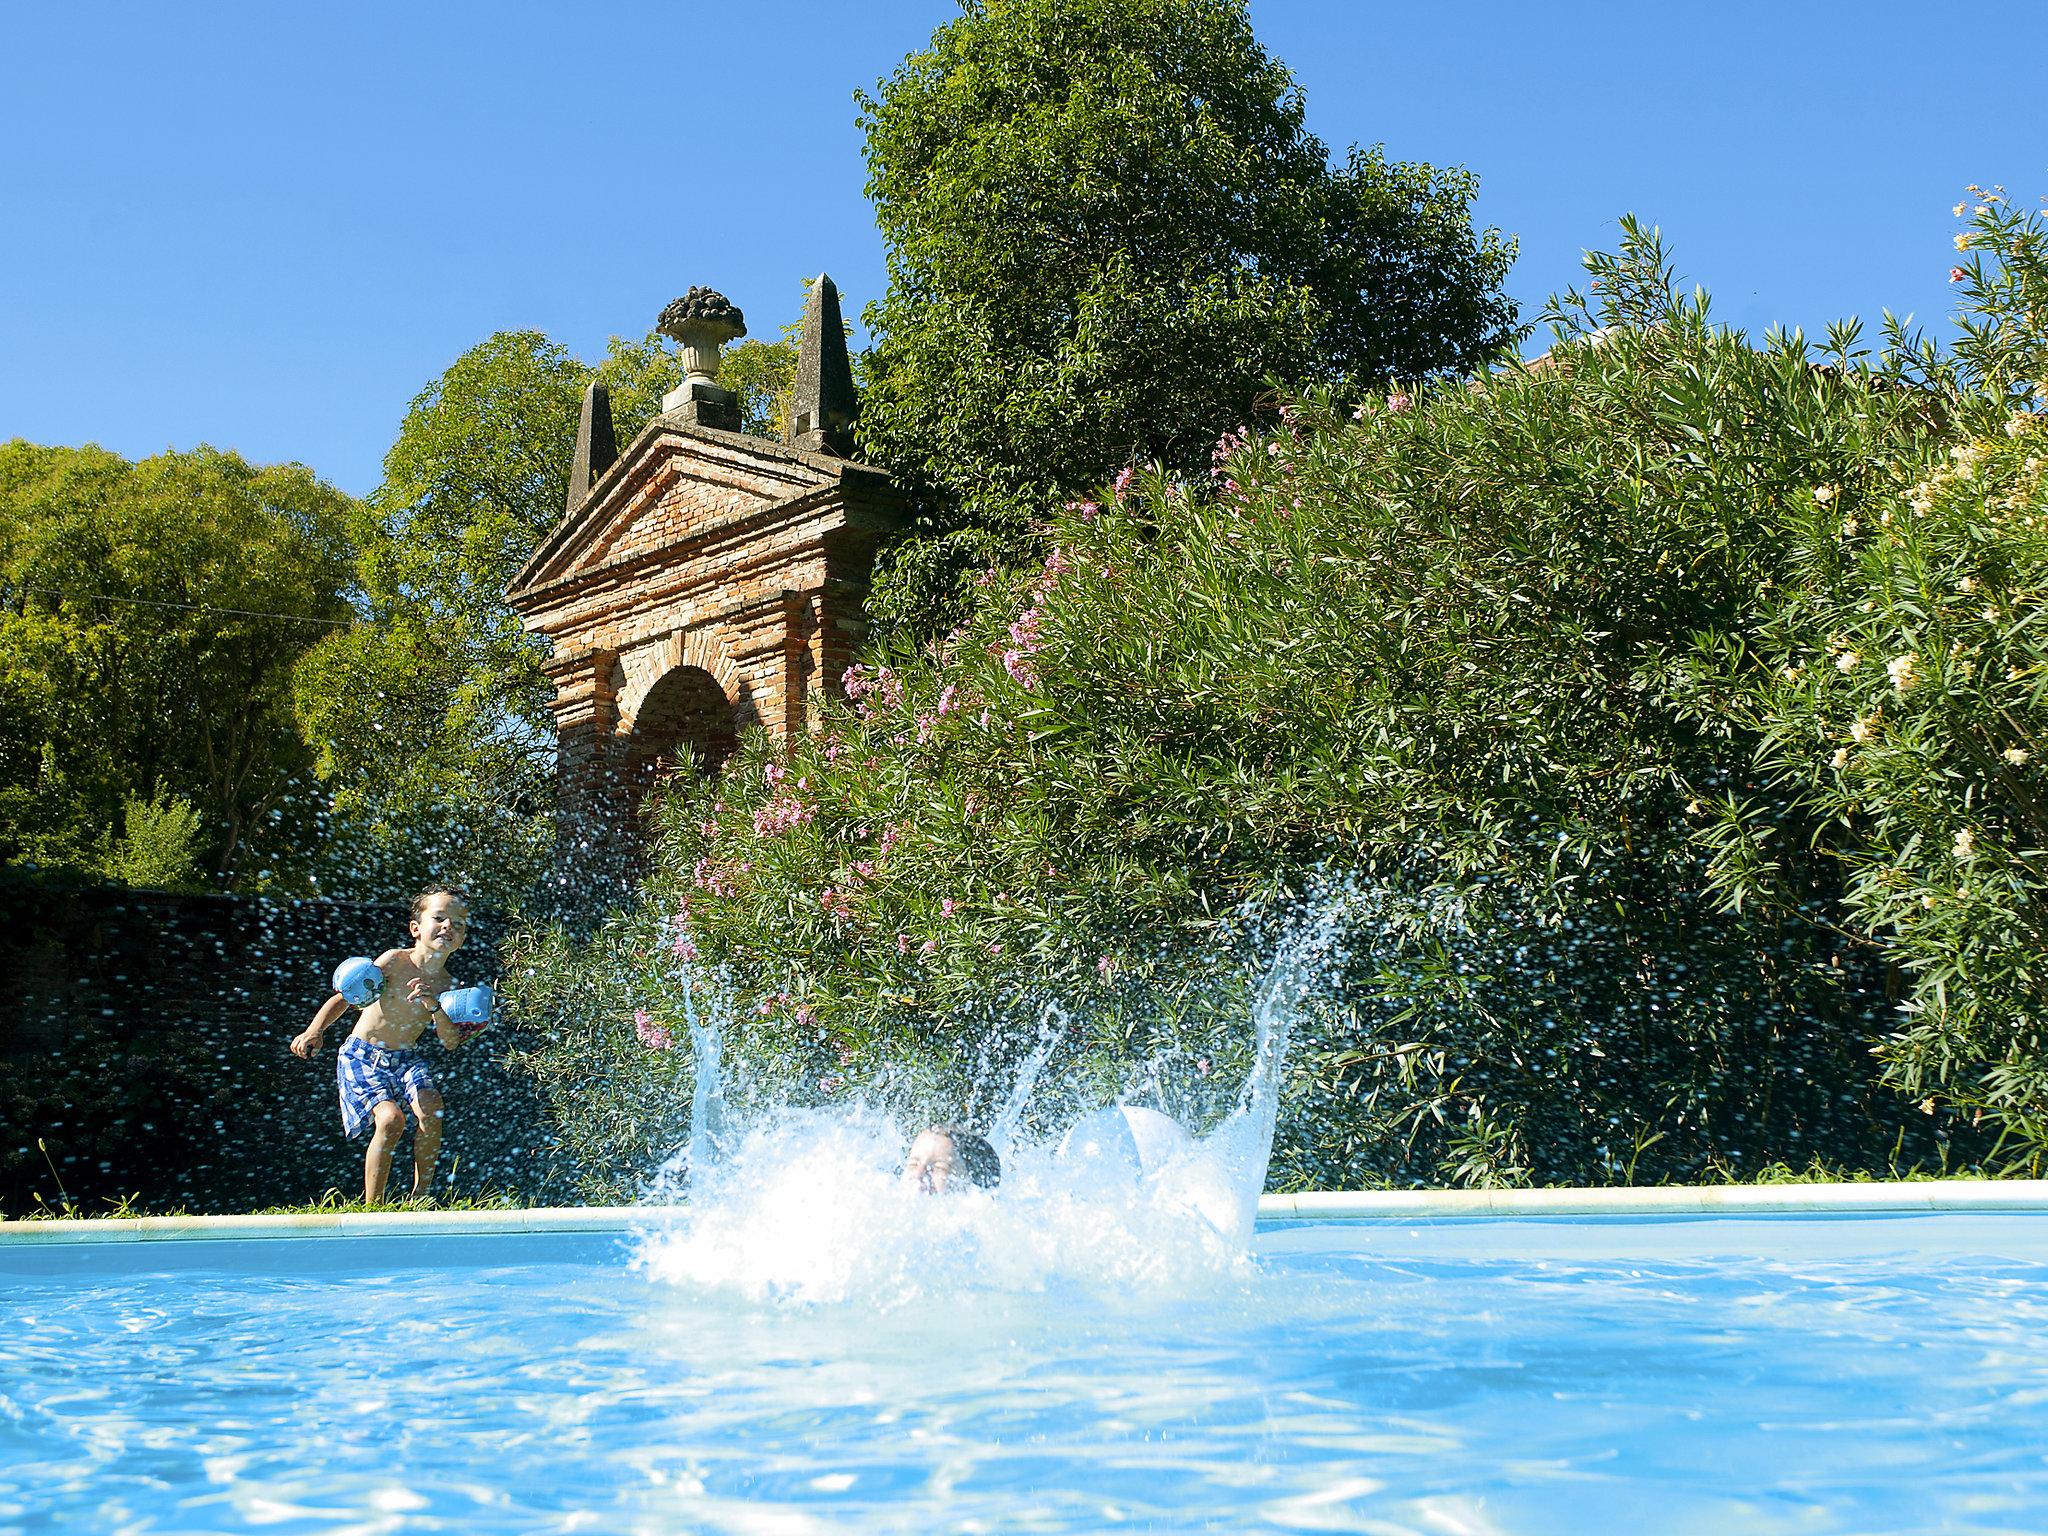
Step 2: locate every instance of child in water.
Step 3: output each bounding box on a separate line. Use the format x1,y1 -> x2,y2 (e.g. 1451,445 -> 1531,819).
903,1124 -> 1002,1194
290,886 -> 482,1204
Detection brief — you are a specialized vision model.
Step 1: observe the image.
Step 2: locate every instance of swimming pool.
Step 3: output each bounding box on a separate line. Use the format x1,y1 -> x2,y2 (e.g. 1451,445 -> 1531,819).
7,1198 -> 2048,1534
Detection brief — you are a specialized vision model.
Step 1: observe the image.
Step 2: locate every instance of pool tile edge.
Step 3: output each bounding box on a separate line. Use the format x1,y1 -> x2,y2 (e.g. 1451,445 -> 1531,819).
6,1182 -> 2048,1243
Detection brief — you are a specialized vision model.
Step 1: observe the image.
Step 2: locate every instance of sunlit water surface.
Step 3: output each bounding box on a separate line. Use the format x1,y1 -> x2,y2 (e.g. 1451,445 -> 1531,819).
6,1211 -> 2048,1535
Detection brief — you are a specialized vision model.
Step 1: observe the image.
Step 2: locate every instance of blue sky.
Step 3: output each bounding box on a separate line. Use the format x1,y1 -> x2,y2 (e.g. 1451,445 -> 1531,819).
2,2 -> 2043,498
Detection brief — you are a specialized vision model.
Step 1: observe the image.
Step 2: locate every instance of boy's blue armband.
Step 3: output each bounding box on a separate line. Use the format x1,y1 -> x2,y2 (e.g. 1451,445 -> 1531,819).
439,985 -> 494,1029
333,956 -> 385,1007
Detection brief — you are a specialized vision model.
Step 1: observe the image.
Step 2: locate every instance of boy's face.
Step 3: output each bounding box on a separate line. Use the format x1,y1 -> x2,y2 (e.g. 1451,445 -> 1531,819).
904,1129 -> 959,1195
412,894 -> 469,958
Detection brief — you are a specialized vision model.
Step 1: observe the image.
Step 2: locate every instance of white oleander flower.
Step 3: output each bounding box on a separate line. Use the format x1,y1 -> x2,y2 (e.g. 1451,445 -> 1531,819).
2005,747 -> 2031,766
1831,747 -> 1850,769
1836,650 -> 1859,672
1813,484 -> 1837,504
1954,827 -> 1975,861
1887,653 -> 1919,693
1849,716 -> 1875,743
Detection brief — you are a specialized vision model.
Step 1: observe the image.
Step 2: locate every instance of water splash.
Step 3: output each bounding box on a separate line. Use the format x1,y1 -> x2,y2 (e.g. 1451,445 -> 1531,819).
635,887 -> 1355,1307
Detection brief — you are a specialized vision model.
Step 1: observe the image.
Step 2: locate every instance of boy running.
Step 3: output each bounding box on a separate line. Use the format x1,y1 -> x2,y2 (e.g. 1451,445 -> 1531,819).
290,886 -> 480,1204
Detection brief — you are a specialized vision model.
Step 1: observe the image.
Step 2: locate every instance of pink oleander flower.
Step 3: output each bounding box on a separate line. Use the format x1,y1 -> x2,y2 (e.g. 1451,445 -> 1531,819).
819,887 -> 856,920
1951,266 -> 1969,283
763,760 -> 785,788
793,1004 -> 818,1031
634,1010 -> 672,1051
1003,649 -> 1040,689
941,898 -> 958,918
753,796 -> 816,836
987,941 -> 1003,956
919,938 -> 938,956
896,931 -> 909,955
936,682 -> 959,716
1112,466 -> 1135,499
1036,546 -> 1072,593
1196,1057 -> 1211,1076
1387,391 -> 1413,414
819,1074 -> 845,1094
1096,954 -> 1114,978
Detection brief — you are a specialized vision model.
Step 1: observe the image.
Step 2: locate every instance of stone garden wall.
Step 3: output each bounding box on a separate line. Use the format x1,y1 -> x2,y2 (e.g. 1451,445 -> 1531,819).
0,875 -> 557,1215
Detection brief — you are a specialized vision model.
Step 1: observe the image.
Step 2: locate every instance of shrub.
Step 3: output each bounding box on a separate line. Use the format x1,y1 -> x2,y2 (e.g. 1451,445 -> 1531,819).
1690,192 -> 2048,1164
101,783 -> 204,892
510,221 -> 1991,1190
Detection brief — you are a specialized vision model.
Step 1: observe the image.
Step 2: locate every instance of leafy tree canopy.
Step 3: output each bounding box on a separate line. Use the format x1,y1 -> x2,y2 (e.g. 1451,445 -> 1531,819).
854,0 -> 1518,633
0,440 -> 354,888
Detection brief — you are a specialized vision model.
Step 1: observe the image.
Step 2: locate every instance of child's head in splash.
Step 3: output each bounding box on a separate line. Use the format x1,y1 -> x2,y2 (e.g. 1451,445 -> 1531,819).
904,1124 -> 1002,1195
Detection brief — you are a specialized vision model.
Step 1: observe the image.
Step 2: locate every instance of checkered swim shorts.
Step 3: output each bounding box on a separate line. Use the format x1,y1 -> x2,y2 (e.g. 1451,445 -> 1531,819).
336,1036 -> 439,1140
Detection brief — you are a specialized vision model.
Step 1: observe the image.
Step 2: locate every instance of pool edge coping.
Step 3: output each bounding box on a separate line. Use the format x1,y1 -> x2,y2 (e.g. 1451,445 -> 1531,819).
5,1180 -> 2048,1244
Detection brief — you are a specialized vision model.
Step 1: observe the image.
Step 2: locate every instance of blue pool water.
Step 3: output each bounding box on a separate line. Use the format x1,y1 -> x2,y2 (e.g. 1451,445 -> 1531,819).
5,1212 -> 2048,1534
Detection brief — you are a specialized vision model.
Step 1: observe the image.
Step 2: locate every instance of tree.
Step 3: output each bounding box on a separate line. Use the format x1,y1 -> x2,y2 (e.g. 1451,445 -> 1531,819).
0,441 -> 355,887
854,0 -> 1518,633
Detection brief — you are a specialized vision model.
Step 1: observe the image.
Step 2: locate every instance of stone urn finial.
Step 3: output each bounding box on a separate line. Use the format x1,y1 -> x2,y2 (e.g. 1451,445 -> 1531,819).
659,287 -> 748,389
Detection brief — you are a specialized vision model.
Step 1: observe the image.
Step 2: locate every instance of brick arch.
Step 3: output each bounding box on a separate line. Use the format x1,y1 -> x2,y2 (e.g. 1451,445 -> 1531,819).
621,664 -> 741,794
616,628 -> 744,730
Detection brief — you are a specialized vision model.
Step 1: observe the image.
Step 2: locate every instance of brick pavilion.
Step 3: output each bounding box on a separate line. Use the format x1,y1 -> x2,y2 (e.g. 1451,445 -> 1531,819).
504,276 -> 903,864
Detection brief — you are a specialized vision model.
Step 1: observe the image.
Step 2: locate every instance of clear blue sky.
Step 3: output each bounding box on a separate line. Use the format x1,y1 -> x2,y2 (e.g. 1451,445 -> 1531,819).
3,2 -> 2043,498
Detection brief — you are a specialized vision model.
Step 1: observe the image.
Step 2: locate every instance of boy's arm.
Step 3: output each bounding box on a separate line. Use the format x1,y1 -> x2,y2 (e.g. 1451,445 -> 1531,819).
291,994 -> 350,1059
432,996 -> 466,1050
404,974 -> 468,1050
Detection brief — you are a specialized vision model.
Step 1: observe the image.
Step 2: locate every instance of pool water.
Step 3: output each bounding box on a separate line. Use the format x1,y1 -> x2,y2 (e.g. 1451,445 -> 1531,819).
5,1212 -> 2048,1534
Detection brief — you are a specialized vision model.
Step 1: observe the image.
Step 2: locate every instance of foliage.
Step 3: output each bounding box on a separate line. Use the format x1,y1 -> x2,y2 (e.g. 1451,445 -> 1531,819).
853,0 -> 1517,635
293,332 -> 584,903
1687,191 -> 2048,1164
718,339 -> 800,439
101,782 -> 205,891
509,220 -> 2001,1190
0,441 -> 355,888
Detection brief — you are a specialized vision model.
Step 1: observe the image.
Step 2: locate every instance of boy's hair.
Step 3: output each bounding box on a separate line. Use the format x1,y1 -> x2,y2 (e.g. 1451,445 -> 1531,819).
934,1124 -> 1002,1189
410,884 -> 467,920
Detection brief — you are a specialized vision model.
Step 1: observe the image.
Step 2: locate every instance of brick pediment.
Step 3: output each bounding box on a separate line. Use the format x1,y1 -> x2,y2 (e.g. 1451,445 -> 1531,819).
506,418 -> 889,603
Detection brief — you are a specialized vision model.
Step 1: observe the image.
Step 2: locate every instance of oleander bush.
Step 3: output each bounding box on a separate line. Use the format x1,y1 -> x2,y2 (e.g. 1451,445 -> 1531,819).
509,208 -> 2048,1192
1685,192 -> 2048,1160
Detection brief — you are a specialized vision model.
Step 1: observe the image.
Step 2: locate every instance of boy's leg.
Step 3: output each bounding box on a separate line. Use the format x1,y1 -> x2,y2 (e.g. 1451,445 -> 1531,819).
408,1089 -> 445,1198
364,1100 -> 406,1204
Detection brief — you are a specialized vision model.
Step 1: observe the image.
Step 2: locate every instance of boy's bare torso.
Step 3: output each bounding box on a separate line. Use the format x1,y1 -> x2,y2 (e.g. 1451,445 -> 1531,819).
353,948 -> 449,1048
